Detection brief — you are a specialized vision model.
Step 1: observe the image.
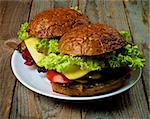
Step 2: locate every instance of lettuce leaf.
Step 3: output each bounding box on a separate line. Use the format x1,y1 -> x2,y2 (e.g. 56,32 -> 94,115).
18,22 -> 29,40
38,43 -> 145,72
38,53 -> 103,72
37,31 -> 145,72
120,31 -> 130,41
36,39 -> 59,54
108,44 -> 145,69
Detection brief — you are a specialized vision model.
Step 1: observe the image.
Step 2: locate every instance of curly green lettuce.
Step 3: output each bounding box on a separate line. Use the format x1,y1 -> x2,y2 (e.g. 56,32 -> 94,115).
108,44 -> 145,69
38,53 -> 102,72
18,22 -> 29,40
36,39 -> 59,54
38,44 -> 145,72
120,31 -> 130,41
37,31 -> 145,72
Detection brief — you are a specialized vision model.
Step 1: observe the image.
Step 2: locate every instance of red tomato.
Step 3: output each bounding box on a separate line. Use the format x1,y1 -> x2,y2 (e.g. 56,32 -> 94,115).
24,59 -> 34,66
22,48 -> 34,66
46,70 -> 71,83
22,48 -> 32,60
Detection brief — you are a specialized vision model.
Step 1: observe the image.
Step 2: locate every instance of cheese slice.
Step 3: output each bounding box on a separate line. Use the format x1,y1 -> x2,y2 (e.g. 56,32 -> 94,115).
63,65 -> 90,80
24,38 -> 45,66
24,38 -> 89,80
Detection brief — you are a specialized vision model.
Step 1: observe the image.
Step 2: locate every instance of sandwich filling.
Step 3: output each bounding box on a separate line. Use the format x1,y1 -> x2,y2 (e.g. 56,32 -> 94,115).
17,22 -> 145,83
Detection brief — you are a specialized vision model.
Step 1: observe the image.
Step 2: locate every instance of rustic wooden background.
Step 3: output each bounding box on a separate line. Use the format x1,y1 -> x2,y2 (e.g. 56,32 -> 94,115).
0,0 -> 149,119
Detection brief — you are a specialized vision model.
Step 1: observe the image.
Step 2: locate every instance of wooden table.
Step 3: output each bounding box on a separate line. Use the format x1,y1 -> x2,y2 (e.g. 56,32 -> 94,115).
0,0 -> 149,118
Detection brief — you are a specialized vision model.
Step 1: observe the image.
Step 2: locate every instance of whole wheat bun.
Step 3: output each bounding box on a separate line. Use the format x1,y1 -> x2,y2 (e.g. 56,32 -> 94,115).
59,24 -> 125,56
51,77 -> 126,96
26,8 -> 90,38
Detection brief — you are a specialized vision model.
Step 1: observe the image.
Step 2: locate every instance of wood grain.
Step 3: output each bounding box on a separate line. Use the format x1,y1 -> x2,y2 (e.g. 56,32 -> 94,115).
123,0 -> 150,106
10,0 -> 81,119
0,0 -> 32,118
0,0 -> 149,119
0,40 -> 16,119
79,0 -> 149,118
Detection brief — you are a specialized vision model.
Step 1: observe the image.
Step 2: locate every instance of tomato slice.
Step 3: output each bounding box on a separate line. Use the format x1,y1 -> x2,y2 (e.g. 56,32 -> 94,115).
22,48 -> 34,66
46,70 -> 71,83
24,59 -> 34,66
22,48 -> 32,60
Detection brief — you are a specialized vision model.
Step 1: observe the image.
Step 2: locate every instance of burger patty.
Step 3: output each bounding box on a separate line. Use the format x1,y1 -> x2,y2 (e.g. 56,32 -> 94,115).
51,66 -> 131,96
59,66 -> 131,86
26,8 -> 90,38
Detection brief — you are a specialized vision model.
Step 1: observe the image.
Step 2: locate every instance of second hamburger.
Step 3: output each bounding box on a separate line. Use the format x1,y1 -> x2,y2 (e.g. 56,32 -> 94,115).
37,24 -> 145,96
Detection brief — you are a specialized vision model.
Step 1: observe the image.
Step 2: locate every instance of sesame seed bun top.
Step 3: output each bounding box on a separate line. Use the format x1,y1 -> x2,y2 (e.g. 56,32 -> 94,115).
59,24 -> 125,56
26,8 -> 90,38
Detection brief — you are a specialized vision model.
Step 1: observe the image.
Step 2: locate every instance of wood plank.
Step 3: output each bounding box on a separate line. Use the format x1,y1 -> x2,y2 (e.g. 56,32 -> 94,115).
0,0 -> 32,40
0,0 -> 32,118
8,0 -> 150,119
10,82 -> 81,119
10,81 -> 63,118
29,0 -> 54,20
10,0 -> 81,118
29,0 -> 78,19
79,0 -> 149,118
123,0 -> 150,106
0,41 -> 16,119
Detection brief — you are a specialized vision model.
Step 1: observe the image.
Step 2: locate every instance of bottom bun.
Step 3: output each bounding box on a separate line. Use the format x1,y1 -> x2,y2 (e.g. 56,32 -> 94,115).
51,73 -> 130,96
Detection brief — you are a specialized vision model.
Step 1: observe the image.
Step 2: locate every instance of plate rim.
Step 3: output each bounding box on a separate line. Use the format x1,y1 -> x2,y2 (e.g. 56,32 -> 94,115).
11,50 -> 142,101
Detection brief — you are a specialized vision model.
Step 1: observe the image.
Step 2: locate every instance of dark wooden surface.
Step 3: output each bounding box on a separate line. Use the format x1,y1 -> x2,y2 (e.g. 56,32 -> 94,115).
0,0 -> 149,119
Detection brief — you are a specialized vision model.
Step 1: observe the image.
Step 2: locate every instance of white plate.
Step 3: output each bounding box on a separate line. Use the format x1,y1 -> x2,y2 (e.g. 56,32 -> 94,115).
11,50 -> 142,101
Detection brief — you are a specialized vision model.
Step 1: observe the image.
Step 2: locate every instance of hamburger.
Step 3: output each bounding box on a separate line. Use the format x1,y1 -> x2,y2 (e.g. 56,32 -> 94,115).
17,8 -> 145,96
17,8 -> 90,66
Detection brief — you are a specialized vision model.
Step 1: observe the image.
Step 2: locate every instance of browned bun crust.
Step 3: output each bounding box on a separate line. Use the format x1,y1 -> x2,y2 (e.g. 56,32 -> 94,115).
59,24 -> 125,56
26,8 -> 90,38
51,78 -> 125,96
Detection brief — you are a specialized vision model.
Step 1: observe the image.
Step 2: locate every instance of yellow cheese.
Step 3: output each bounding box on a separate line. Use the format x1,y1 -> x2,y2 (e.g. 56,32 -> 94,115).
24,38 -> 89,79
24,38 -> 45,66
63,65 -> 89,80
